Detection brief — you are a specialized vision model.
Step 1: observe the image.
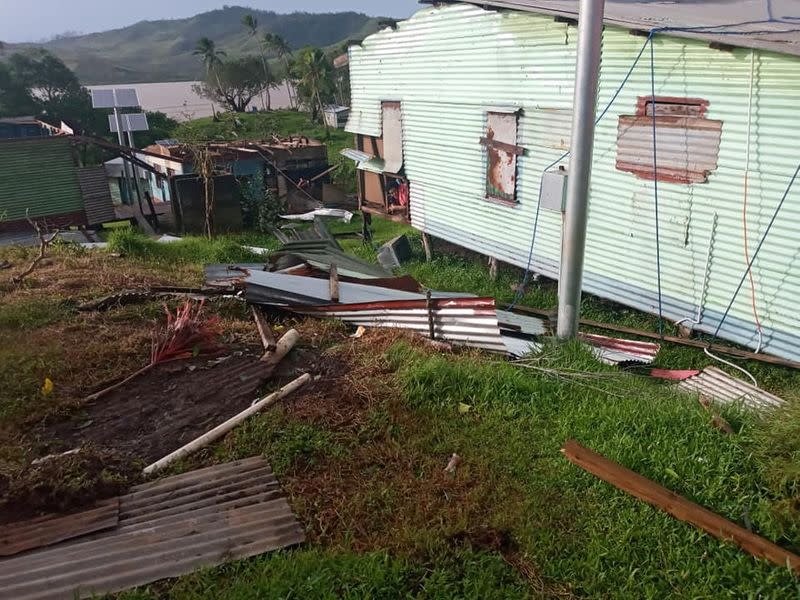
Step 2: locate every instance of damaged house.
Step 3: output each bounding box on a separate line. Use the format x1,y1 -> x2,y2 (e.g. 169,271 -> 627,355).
343,0 -> 800,361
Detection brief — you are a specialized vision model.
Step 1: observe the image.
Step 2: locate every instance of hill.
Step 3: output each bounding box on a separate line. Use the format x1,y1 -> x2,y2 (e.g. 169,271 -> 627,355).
4,6 -> 386,85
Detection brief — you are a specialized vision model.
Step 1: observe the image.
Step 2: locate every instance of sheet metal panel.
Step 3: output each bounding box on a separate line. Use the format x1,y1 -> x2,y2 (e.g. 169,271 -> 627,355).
0,457 -> 304,600
76,166 -> 117,225
677,367 -> 785,412
580,333 -> 660,365
346,4 -> 800,361
0,499 -> 119,557
293,297 -> 510,353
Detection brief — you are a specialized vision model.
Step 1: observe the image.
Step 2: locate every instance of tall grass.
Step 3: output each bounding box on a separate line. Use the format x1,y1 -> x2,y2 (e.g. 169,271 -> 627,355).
106,229 -> 263,265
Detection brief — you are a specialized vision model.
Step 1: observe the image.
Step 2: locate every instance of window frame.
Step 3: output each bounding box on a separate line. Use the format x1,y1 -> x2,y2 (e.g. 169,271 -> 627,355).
481,109 -> 524,205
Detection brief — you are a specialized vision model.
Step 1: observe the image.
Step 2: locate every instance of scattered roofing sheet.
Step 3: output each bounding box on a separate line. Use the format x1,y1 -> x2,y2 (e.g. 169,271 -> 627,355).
292,297 -> 510,353
0,499 -> 119,557
280,208 -> 353,223
580,333 -> 660,365
677,367 -> 786,412
270,240 -> 392,279
0,457 -> 304,600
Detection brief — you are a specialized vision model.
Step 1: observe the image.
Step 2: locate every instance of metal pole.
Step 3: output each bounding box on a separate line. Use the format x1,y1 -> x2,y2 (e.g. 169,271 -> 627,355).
556,0 -> 605,339
113,108 -> 133,205
126,129 -> 146,215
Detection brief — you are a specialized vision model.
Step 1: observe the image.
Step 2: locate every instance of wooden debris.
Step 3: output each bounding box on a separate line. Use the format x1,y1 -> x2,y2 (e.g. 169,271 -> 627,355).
251,306 -> 277,352
12,214 -> 59,284
561,440 -> 800,573
143,373 -> 311,475
329,264 -> 340,302
261,328 -> 300,374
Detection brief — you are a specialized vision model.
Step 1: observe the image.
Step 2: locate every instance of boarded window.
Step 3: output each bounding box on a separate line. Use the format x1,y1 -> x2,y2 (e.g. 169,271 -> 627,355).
481,111 -> 523,203
381,101 -> 403,174
616,96 -> 722,184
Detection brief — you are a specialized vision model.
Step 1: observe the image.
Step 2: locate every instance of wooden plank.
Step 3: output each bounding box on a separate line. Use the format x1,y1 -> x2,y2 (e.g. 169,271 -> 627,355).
0,498 -> 119,557
251,306 -> 277,352
561,440 -> 800,573
329,264 -> 340,302
479,136 -> 525,156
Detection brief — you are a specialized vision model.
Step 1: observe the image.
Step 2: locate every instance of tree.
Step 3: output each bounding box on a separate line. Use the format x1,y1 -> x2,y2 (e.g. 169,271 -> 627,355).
241,14 -> 272,110
291,47 -> 334,125
193,37 -> 226,91
0,50 -> 100,133
263,32 -> 296,109
193,56 -> 276,113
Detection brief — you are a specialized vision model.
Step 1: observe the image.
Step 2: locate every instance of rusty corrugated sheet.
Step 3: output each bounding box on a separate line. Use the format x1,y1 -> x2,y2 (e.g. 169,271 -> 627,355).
616,115 -> 723,184
76,166 -> 116,225
0,499 -> 119,557
580,333 -> 660,365
0,457 -> 304,600
677,367 -> 785,411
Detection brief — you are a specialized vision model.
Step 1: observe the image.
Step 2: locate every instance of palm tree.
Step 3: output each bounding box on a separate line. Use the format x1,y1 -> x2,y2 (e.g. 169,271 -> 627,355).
293,47 -> 333,128
193,37 -> 226,92
241,14 -> 272,110
262,32 -> 296,110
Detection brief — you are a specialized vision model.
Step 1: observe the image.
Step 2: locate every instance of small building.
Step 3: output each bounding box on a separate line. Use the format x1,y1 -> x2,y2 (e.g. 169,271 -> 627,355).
140,137 -> 330,211
323,106 -> 350,129
0,117 -> 60,140
345,1 -> 800,361
103,157 -> 151,205
0,136 -> 116,232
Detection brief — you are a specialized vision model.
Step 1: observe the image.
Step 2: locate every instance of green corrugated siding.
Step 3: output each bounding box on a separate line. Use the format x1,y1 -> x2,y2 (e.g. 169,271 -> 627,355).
0,137 -> 83,221
347,4 -> 800,361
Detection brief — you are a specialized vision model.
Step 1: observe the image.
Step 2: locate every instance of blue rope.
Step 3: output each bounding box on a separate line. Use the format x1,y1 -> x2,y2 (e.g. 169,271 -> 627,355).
649,36 -> 665,337
713,162 -> 800,338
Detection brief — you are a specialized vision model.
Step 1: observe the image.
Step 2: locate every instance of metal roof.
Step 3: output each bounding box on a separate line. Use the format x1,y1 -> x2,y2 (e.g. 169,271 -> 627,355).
438,0 -> 800,56
436,0 -> 800,56
677,366 -> 786,411
0,457 -> 304,599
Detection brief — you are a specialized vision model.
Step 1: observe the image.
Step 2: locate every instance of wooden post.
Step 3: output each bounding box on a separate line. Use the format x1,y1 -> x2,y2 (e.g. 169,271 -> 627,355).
561,440 -> 800,573
488,256 -> 499,280
426,290 -> 436,340
251,306 -> 277,353
362,212 -> 373,244
422,232 -> 433,262
329,264 -> 340,302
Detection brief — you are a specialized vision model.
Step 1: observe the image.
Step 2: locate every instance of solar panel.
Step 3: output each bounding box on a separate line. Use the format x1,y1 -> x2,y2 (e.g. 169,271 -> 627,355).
90,89 -> 116,109
108,113 -> 150,133
91,88 -> 140,109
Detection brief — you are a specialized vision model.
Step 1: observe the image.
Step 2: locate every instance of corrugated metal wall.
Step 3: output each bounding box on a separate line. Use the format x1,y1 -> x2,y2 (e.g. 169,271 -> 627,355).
346,4 -> 800,361
0,137 -> 84,222
77,166 -> 117,225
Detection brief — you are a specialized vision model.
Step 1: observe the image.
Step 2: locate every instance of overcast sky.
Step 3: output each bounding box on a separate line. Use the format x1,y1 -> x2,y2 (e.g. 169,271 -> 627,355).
0,1 -> 421,43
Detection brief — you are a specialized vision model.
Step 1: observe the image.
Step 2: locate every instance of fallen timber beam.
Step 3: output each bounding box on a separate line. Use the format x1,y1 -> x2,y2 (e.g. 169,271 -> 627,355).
561,440 -> 800,574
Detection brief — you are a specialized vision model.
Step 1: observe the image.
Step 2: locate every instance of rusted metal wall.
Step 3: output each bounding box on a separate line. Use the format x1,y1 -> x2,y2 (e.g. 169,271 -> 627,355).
346,4 -> 800,361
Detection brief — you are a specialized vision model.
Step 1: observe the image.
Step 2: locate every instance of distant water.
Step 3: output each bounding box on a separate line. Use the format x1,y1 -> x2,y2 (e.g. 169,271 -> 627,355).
87,81 -> 293,121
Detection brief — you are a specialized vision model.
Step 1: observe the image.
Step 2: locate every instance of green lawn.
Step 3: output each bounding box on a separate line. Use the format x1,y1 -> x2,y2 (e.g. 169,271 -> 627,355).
79,218 -> 800,598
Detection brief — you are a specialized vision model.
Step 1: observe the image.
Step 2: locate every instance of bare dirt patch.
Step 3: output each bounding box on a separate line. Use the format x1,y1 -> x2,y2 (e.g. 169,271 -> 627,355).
35,349 -> 273,463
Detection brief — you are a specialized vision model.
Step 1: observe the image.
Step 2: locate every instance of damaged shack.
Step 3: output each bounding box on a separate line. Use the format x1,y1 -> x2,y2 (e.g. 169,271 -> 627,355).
344,1 -> 800,361
140,137 -> 332,233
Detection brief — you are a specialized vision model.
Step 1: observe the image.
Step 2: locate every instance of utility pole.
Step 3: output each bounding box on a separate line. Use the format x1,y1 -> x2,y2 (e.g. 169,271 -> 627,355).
556,0 -> 605,339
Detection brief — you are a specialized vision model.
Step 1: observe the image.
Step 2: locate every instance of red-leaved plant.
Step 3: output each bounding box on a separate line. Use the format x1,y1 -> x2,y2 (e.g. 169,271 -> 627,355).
150,300 -> 222,364
86,300 -> 222,402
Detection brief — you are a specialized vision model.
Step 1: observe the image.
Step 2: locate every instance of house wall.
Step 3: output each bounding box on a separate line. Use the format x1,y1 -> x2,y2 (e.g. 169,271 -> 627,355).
346,4 -> 800,360
142,155 -> 185,203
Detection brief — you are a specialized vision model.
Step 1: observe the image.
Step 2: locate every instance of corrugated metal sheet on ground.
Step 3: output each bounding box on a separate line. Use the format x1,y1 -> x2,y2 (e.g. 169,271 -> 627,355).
76,166 -> 116,225
0,137 -> 84,221
0,457 -> 304,600
580,333 -> 661,365
293,297 -> 510,353
0,499 -> 119,557
346,4 -> 800,362
271,240 -> 392,279
677,367 -> 786,411
246,270 -> 450,306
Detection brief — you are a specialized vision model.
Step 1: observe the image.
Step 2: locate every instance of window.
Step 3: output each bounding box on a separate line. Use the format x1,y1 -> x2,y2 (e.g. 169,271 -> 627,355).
481,111 -> 524,204
616,96 -> 722,184
381,101 -> 403,174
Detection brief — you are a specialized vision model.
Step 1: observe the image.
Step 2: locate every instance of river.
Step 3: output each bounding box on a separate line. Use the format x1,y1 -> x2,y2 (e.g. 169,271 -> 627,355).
86,81 -> 293,121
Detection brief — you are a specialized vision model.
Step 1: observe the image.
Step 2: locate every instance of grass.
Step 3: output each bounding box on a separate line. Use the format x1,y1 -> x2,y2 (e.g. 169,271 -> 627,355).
2,214 -> 800,598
